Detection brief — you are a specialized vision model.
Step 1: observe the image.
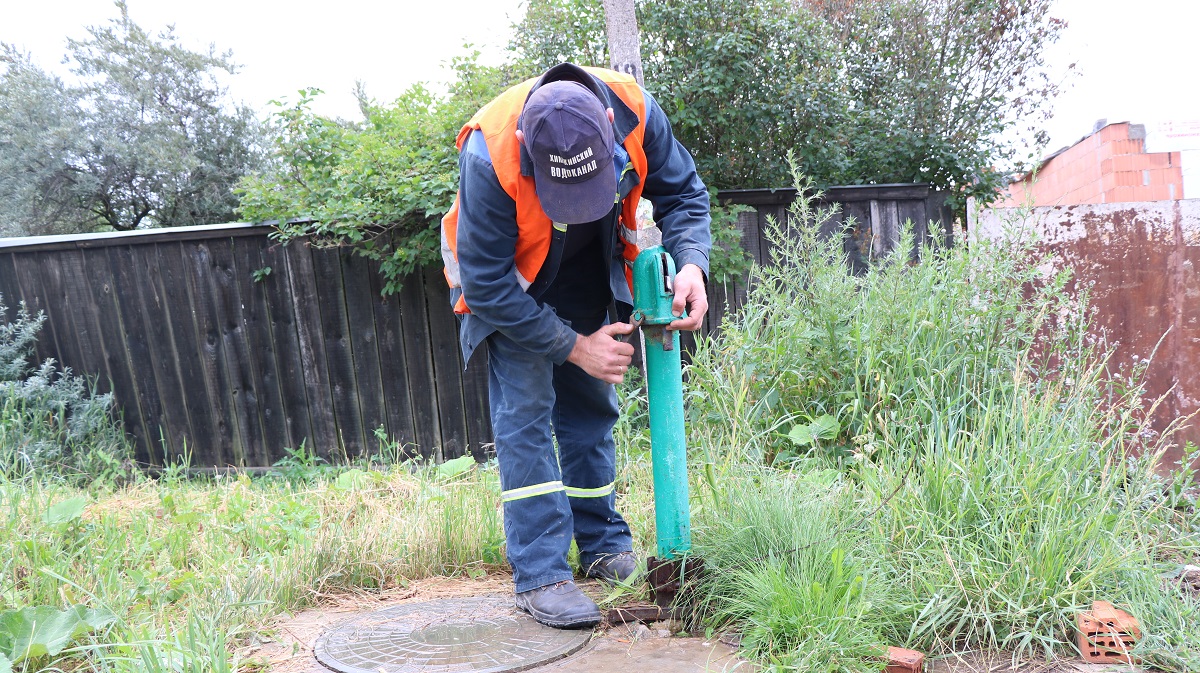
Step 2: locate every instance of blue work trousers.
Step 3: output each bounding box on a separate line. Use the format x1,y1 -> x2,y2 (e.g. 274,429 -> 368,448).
487,304 -> 633,593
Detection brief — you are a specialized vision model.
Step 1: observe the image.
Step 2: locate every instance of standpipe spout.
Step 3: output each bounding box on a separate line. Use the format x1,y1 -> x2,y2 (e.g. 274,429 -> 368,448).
630,245 -> 691,561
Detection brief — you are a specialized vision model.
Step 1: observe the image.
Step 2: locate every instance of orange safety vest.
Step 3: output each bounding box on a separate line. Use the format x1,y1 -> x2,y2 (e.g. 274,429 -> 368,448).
440,67 -> 649,314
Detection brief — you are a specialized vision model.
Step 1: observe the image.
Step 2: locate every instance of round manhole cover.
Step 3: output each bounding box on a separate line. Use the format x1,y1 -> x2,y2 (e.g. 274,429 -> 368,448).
314,596 -> 592,673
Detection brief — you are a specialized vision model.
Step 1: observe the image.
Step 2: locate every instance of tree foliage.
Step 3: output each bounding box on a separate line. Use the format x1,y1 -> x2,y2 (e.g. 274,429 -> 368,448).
513,0 -> 1065,207
238,56 -> 515,293
808,0 -> 1064,206
0,2 -> 263,235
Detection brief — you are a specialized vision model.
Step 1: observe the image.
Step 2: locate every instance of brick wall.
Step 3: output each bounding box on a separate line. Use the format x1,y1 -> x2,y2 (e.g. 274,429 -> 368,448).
999,122 -> 1186,207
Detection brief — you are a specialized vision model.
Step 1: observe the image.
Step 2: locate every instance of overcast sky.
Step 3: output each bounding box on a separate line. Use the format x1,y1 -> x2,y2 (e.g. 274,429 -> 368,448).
2,0 -> 1197,159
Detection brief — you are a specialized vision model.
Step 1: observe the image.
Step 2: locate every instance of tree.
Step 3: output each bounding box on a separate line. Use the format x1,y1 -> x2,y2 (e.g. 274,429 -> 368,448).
602,0 -> 644,84
512,0 -> 1065,208
0,48 -> 90,236
511,0 -> 609,73
0,1 -> 263,236
806,0 -> 1065,206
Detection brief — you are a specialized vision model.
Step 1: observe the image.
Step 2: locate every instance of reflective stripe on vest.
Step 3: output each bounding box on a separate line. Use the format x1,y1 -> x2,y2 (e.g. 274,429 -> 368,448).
441,67 -> 649,314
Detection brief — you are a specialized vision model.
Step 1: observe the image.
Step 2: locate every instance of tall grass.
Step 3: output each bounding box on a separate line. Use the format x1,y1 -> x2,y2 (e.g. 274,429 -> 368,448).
0,463 -> 511,671
685,173 -> 1200,671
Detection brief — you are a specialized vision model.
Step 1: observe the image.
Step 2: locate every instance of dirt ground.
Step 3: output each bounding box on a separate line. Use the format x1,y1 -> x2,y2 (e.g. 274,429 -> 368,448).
242,574 -> 1149,673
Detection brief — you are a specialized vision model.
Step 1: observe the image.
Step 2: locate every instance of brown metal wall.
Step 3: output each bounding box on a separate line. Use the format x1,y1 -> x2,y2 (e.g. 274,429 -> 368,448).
972,200 -> 1200,467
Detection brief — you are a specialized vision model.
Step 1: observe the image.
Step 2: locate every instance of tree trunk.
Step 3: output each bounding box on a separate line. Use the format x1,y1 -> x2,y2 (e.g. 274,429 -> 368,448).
602,0 -> 644,85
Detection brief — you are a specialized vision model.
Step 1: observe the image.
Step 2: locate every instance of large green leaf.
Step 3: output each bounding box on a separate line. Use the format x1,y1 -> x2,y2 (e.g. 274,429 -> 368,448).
808,414 -> 840,441
787,414 -> 841,447
0,605 -> 115,664
436,455 -> 476,480
0,652 -> 11,673
43,496 -> 88,525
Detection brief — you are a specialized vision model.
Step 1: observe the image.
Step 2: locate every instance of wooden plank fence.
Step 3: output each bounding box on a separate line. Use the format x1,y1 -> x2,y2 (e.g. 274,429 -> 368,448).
0,184 -> 950,467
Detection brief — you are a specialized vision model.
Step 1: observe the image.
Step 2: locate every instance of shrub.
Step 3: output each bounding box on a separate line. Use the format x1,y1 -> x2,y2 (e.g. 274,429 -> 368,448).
0,298 -> 132,482
237,54 -> 515,294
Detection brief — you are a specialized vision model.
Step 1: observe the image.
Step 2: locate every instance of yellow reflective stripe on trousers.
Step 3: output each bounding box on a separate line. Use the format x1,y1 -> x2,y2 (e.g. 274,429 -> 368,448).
564,482 -> 615,498
500,480 -> 564,503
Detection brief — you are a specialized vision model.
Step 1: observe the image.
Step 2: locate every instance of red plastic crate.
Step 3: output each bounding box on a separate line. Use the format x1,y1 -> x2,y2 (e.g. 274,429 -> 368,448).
1077,601 -> 1141,664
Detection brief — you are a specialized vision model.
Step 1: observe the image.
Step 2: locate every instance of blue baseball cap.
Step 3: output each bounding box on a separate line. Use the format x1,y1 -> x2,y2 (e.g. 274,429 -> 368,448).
519,80 -> 617,225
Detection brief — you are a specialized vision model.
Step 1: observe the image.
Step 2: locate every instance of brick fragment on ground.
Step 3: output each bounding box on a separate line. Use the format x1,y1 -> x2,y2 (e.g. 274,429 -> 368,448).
1077,601 -> 1141,664
885,646 -> 925,673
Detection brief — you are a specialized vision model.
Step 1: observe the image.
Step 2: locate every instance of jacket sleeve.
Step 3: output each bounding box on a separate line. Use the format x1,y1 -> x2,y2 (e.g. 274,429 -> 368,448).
455,132 -> 579,364
639,89 -> 712,278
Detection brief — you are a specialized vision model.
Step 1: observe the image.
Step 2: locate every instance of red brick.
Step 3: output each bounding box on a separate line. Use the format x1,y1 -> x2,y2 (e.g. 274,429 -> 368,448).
1170,151 -> 1182,166
1111,139 -> 1143,155
1105,186 -> 1137,202
1112,155 -> 1141,172
1071,186 -> 1101,204
1098,123 -> 1127,142
885,646 -> 925,673
1145,152 -> 1173,169
1143,185 -> 1174,201
1077,601 -> 1141,664
1146,168 -> 1181,186
1116,171 -> 1140,187
1128,186 -> 1153,201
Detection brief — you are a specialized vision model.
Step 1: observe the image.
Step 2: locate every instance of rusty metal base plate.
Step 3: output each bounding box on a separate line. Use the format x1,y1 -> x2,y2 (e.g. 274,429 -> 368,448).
314,596 -> 591,673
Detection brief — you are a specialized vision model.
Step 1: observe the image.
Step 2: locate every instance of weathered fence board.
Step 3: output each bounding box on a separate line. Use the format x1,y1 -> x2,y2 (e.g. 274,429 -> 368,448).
342,251 -> 388,456
283,242 -> 340,458
310,247 -> 366,456
395,272 -> 441,460
153,242 -> 213,461
367,259 -> 420,460
423,265 -> 469,460
260,242 -> 315,452
0,185 -> 950,466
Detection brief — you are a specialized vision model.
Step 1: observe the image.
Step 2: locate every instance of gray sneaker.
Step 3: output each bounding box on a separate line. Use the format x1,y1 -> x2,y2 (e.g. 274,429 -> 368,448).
584,552 -> 639,583
515,580 -> 602,629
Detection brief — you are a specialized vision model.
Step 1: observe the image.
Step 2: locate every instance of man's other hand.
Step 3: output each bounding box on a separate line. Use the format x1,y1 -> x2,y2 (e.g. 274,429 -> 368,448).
568,322 -> 636,384
669,264 -> 708,331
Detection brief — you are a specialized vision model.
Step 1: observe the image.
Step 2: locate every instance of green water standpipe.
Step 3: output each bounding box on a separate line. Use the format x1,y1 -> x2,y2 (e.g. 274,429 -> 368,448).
630,245 -> 691,561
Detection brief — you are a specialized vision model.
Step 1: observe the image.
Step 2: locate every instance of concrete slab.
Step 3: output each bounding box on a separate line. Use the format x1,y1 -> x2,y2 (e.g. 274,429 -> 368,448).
540,623 -> 751,672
